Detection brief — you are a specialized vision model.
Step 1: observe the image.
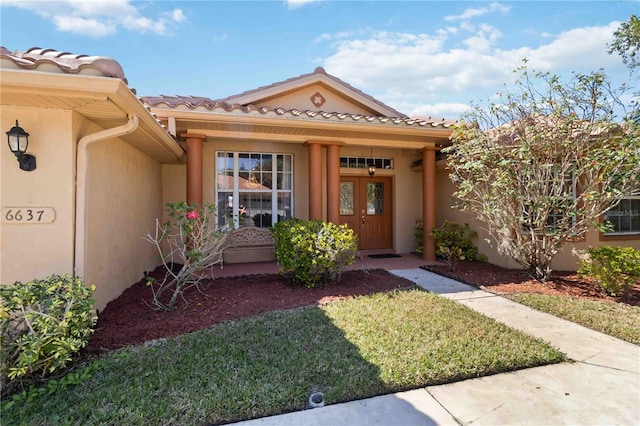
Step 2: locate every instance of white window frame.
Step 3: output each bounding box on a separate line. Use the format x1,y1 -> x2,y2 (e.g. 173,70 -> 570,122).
546,166 -> 577,231
215,151 -> 294,229
604,195 -> 640,235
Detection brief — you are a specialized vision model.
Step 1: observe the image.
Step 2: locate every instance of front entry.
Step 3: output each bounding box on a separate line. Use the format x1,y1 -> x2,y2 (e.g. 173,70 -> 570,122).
339,176 -> 392,250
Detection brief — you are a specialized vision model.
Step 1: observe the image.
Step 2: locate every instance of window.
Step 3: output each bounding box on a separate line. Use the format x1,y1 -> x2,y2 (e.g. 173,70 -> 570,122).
520,165 -> 577,232
546,166 -> 577,231
216,152 -> 293,228
340,156 -> 393,170
604,196 -> 640,234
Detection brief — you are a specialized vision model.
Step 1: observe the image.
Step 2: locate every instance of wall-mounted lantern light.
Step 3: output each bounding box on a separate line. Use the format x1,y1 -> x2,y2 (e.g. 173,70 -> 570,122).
6,120 -> 36,171
368,146 -> 376,177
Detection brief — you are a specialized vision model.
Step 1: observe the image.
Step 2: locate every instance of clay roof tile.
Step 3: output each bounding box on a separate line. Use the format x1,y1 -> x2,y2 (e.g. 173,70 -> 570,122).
1,46 -> 128,84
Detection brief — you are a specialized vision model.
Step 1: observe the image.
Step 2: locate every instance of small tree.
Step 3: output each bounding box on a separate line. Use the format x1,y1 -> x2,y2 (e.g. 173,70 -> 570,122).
145,202 -> 230,311
608,15 -> 640,72
446,62 -> 640,281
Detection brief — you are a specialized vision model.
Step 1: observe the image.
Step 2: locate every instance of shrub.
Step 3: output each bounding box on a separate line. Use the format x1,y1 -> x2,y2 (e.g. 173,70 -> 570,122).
430,221 -> 483,271
414,219 -> 424,254
0,275 -> 97,391
145,202 -> 230,311
578,246 -> 640,300
271,219 -> 357,288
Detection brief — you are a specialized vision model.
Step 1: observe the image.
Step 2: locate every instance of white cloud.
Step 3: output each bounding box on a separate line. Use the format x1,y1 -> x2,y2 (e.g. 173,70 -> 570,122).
285,0 -> 320,10
322,22 -> 626,119
52,15 -> 116,37
2,0 -> 185,37
522,23 -> 621,74
462,24 -> 502,51
171,9 -> 186,23
444,2 -> 510,22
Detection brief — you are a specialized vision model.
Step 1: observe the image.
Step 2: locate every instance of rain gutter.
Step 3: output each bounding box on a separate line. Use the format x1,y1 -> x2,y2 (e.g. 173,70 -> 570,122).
73,114 -> 139,279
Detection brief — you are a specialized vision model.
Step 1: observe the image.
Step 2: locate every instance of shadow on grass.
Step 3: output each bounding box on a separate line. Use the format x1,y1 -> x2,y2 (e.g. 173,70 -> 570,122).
2,304 -> 439,426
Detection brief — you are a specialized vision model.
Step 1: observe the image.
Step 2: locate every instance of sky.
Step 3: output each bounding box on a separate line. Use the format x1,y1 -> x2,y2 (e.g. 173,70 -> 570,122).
0,1 -> 638,120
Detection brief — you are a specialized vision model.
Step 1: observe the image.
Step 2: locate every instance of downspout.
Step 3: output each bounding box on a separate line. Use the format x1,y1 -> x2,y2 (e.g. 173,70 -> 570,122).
73,115 -> 139,280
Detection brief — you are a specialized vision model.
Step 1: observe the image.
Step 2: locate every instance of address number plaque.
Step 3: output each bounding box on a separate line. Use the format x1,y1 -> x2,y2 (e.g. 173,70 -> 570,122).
2,207 -> 56,224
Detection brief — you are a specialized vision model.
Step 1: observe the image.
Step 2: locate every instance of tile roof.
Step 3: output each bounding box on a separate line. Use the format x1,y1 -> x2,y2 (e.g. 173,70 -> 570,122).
140,95 -> 457,129
0,46 -> 128,85
141,67 -> 457,129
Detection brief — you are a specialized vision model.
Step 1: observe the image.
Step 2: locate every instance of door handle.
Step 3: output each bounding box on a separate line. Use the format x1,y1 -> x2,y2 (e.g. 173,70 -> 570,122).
361,215 -> 365,225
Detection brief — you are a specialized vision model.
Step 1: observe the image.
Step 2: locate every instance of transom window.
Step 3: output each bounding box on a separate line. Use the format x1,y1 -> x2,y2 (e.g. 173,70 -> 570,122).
340,156 -> 393,170
216,152 -> 293,228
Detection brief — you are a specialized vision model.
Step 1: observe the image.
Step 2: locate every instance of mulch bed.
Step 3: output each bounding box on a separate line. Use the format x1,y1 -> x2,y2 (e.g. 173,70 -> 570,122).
422,260 -> 640,306
88,268 -> 414,351
88,261 -> 639,351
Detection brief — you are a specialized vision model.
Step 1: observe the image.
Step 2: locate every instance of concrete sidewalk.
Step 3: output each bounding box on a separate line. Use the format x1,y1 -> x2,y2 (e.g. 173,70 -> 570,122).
232,268 -> 640,425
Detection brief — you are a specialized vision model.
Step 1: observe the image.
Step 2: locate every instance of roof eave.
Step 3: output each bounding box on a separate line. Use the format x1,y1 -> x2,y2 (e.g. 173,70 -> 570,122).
1,69 -> 185,163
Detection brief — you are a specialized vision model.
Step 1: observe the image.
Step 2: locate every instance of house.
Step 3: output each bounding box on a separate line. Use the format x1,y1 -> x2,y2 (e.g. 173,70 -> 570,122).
1,46 -> 638,310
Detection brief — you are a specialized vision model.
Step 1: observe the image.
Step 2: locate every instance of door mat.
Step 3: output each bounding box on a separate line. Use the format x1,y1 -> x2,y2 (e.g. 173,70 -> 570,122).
368,254 -> 402,259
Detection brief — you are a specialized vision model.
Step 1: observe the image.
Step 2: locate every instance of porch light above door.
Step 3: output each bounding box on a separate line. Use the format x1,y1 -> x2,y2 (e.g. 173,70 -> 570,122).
368,146 -> 376,177
6,120 -> 36,171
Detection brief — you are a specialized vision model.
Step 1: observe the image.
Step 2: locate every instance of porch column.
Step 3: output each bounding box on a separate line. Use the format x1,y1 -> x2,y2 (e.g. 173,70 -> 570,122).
326,143 -> 342,224
422,147 -> 437,261
181,133 -> 206,207
307,141 -> 323,220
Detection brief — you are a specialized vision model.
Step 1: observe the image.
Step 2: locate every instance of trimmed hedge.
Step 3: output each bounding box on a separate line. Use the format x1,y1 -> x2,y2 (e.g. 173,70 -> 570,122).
271,219 -> 357,288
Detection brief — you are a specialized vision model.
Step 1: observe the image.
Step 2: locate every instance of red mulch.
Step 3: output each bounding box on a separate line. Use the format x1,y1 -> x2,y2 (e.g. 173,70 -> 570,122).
88,261 -> 639,351
88,268 -> 414,351
422,260 -> 640,306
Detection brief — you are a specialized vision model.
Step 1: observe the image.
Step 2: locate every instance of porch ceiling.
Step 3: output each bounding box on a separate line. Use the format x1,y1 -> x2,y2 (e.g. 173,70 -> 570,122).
167,112 -> 452,150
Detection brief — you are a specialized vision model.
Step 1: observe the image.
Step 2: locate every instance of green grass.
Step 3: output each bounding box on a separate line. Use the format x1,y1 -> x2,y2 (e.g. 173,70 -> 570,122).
3,287 -> 565,425
508,293 -> 640,345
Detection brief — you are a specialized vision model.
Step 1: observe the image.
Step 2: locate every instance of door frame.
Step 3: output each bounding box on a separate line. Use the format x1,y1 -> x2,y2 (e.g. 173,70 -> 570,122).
339,175 -> 393,250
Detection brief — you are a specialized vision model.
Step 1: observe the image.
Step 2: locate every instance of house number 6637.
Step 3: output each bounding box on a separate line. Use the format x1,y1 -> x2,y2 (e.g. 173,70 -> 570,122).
2,207 -> 56,224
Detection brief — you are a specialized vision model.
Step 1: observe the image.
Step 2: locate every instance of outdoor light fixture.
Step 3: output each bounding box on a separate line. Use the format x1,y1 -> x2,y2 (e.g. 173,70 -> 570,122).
6,120 -> 36,171
368,146 -> 376,177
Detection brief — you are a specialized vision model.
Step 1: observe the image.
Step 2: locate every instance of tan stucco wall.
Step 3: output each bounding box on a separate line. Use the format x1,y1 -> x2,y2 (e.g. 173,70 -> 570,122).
1,106 -> 75,284
254,84 -> 374,116
85,134 -> 163,311
436,166 -> 640,271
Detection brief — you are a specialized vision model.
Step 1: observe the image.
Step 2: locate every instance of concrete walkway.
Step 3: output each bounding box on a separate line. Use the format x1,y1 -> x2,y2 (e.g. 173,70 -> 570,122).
232,268 -> 640,425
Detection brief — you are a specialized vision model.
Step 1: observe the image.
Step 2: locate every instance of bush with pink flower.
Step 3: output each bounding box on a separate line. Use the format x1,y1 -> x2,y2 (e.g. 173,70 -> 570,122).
144,202 -> 230,311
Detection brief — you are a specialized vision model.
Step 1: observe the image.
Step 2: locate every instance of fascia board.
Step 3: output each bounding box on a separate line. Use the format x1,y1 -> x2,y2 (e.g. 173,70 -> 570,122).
152,108 -> 452,140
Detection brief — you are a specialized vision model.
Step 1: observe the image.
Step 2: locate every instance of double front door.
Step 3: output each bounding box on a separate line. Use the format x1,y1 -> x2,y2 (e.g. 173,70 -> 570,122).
339,176 -> 392,250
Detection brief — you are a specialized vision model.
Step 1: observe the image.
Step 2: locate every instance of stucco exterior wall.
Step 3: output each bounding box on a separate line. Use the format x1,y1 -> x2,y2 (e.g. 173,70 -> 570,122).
436,166 -> 640,271
1,106 -> 75,284
85,133 -> 163,311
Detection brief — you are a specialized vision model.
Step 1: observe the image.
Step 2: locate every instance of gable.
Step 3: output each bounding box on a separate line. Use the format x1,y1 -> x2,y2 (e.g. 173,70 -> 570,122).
250,82 -> 376,116
219,67 -> 407,118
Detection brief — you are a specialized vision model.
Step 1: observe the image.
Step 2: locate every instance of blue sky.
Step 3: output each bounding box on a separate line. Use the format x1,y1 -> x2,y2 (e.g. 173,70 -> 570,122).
1,1 -> 638,119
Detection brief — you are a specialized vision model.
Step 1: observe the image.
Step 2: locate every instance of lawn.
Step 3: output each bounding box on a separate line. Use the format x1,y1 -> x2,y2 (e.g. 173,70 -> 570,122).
2,287 -> 565,425
508,293 -> 640,345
